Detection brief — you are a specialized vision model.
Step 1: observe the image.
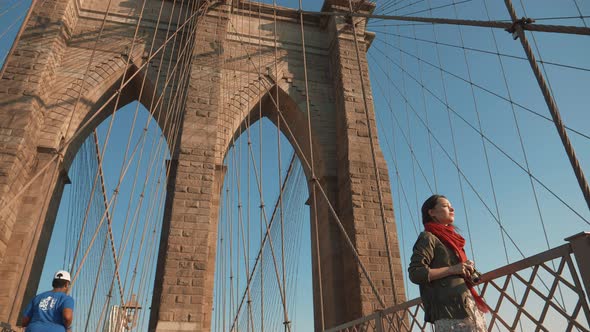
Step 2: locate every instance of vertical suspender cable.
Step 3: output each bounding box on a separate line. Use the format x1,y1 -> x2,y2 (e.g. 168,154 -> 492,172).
503,0 -> 590,212
347,0 -> 398,304
296,1 -> 325,329
0,0 -> 40,79
226,16 -> 387,310
273,1 -> 290,330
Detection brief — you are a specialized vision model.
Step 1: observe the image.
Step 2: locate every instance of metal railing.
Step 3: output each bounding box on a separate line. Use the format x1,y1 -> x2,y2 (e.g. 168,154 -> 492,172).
326,232 -> 590,332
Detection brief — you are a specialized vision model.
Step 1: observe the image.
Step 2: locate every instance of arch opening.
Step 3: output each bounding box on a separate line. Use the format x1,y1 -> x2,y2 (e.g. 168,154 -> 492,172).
36,101 -> 171,331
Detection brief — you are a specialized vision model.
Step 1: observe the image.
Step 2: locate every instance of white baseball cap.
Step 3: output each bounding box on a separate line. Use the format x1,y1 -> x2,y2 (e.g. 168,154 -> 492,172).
54,270 -> 71,282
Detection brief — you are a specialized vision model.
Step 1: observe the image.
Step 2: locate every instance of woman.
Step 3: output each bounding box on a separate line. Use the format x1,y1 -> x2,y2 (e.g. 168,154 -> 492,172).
409,194 -> 488,331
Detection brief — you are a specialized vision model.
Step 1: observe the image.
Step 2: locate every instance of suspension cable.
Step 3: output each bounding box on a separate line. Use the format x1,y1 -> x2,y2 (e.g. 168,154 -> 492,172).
296,0 -> 325,328
502,0 -> 590,212
348,0 -> 400,305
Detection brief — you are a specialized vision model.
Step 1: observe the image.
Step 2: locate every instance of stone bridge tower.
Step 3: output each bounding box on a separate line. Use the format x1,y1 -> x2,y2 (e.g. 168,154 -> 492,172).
0,0 -> 405,330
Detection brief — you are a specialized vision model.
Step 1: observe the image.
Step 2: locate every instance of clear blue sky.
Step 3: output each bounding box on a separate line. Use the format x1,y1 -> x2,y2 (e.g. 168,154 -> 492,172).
1,0 -> 589,331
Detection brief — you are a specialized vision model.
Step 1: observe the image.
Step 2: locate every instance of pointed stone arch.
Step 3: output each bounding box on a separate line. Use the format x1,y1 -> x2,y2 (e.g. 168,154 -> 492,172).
220,72 -> 327,182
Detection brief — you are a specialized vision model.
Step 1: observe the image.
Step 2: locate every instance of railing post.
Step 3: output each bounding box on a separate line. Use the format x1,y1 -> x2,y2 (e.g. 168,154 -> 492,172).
566,232 -> 590,302
375,310 -> 384,332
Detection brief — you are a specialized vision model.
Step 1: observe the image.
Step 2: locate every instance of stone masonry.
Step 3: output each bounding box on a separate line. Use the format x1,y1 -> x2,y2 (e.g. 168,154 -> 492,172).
0,0 -> 405,331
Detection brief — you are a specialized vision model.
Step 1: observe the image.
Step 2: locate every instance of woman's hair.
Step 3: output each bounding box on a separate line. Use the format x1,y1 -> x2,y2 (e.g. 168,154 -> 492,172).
52,278 -> 69,289
421,194 -> 446,224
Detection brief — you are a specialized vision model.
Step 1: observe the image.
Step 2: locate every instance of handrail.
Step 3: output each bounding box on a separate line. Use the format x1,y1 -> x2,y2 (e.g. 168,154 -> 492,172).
326,233 -> 590,332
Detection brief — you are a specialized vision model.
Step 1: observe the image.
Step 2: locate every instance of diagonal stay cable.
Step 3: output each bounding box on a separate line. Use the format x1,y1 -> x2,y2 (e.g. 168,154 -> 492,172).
226,17 -> 388,309
370,44 -> 590,225
96,0 -> 206,324
369,29 -> 590,74
378,0 -> 474,18
229,153 -> 297,332
368,49 -> 590,227
0,0 -> 215,218
375,40 -> 590,225
92,131 -> 125,302
300,9 -> 590,36
70,2 -> 207,286
373,37 -> 590,142
370,53 -> 529,258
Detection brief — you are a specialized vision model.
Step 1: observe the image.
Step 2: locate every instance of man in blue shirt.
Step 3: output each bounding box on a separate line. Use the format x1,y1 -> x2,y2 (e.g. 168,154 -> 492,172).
22,270 -> 74,331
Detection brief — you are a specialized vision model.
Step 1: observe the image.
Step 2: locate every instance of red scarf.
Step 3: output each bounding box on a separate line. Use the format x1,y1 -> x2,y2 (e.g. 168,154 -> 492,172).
424,222 -> 489,313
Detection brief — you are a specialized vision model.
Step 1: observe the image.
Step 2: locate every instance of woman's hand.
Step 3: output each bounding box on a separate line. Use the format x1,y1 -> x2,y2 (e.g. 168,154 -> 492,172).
449,261 -> 475,277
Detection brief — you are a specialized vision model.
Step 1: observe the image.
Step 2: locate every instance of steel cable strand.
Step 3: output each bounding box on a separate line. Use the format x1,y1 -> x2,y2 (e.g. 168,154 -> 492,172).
63,0 -> 157,282
94,0 -> 176,303
372,105 -> 421,236
134,177 -> 167,330
370,42 -> 590,225
408,23 -> 439,193
395,13 -> 427,234
275,1 -> 289,329
450,0 -> 503,268
481,0 -> 557,284
370,51 -> 528,256
372,36 -> 590,141
243,2 -> 256,329
230,2 -> 244,324
96,0 -> 206,324
351,0 -> 422,307
0,0 -> 50,79
506,0 -> 590,211
256,5 -> 265,329
102,0 -> 185,288
117,95 -> 176,309
368,29 -> 590,74
375,0 -> 474,20
300,9 -> 590,36
72,0 -> 209,289
369,53 -> 590,302
421,0 -> 477,265
369,60 -> 565,304
382,0 -> 426,17
125,158 -> 167,329
82,229 -> 110,331
112,9 -> 202,322
0,0 -> 214,217
297,0 -> 324,326
229,154 -> 298,332
225,18 -> 389,311
93,131 -> 125,300
0,0 -> 27,19
571,0 -> 587,27
374,0 -> 411,15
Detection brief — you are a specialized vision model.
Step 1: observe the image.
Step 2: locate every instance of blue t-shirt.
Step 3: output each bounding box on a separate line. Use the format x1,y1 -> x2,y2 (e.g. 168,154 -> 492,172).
22,291 -> 74,332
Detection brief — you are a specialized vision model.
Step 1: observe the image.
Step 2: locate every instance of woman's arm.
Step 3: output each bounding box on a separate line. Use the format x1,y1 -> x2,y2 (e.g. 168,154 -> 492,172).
428,262 -> 474,282
408,233 -> 435,284
409,233 -> 474,283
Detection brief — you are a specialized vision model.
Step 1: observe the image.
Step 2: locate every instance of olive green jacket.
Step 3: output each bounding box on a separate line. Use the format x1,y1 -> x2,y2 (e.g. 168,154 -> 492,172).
408,231 -> 471,323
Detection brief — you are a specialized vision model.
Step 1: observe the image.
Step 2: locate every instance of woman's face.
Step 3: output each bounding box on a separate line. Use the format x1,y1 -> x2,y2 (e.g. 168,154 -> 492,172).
428,197 -> 455,224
